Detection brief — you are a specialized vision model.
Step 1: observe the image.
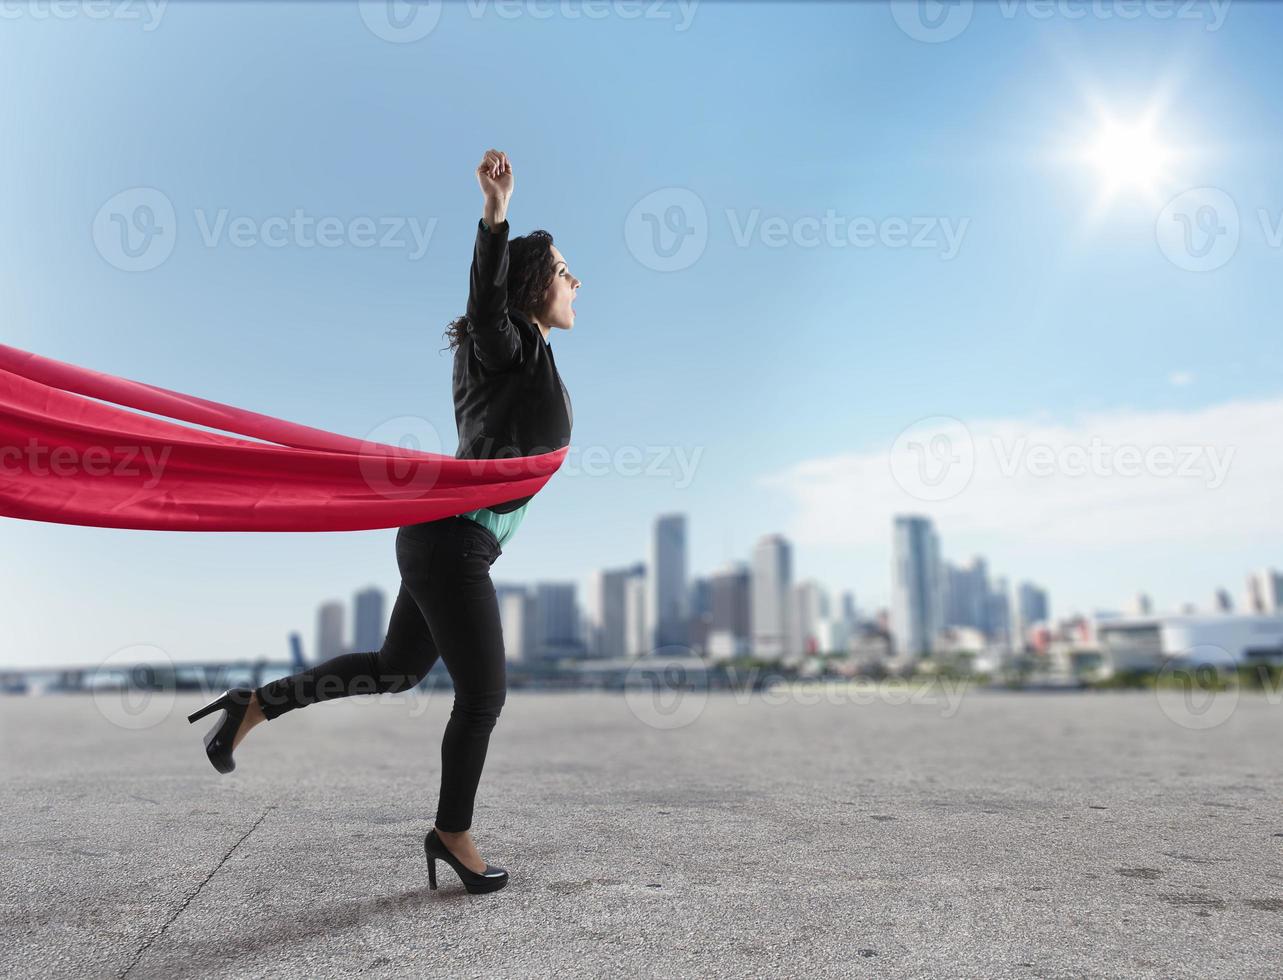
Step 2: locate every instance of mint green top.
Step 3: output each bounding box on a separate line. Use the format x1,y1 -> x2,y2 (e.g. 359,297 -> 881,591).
459,501 -> 529,549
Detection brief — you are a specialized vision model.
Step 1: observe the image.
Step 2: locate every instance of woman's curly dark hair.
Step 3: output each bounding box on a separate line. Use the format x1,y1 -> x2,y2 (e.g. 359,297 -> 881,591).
441,228 -> 557,353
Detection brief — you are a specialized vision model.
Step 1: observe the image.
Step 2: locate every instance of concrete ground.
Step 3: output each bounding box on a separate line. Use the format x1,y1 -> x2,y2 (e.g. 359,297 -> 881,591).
1,684 -> 1281,979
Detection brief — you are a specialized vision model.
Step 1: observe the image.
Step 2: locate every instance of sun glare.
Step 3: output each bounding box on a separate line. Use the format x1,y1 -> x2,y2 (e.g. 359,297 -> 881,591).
1078,114 -> 1176,207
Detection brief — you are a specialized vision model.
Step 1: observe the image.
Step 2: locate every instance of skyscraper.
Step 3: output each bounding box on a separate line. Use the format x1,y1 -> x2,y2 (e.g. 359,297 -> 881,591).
1247,569 -> 1283,614
689,576 -> 713,621
593,562 -> 645,659
533,582 -> 581,661
316,600 -> 345,662
495,584 -> 532,663
687,575 -> 713,657
815,616 -> 850,657
709,561 -> 752,660
624,574 -> 647,656
987,576 -> 1012,650
788,580 -> 830,658
839,591 -> 858,632
1015,581 -> 1050,650
353,586 -> 386,653
891,516 -> 942,658
752,534 -> 792,659
648,514 -> 688,651
944,557 -> 989,634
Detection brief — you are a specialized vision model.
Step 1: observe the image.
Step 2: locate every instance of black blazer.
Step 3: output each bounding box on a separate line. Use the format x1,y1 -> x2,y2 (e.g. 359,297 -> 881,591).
452,218 -> 573,514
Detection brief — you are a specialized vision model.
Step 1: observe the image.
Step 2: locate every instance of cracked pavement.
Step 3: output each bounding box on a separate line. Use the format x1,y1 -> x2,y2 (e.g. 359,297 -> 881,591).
2,688 -> 1281,978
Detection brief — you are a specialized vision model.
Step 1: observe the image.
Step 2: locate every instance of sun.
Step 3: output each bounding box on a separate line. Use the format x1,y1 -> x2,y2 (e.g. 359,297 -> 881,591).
1077,113 -> 1176,207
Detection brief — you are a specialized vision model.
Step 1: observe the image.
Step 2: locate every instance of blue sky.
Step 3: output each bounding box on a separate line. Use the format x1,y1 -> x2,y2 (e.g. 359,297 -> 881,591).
3,0 -> 1282,667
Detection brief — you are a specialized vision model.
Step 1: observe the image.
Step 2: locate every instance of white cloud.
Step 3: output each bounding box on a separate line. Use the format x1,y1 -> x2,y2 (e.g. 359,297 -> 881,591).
1168,370 -> 1195,387
759,397 -> 1283,554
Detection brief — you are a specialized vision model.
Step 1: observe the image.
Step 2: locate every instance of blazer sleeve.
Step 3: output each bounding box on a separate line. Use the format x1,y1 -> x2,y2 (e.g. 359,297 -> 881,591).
465,217 -> 523,372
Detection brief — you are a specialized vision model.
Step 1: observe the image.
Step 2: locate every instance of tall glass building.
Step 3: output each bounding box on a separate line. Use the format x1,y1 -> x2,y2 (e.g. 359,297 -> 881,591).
891,516 -> 942,658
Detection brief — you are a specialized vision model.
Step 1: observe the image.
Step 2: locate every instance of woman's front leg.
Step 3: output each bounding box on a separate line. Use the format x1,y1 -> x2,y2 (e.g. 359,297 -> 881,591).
407,525 -> 509,835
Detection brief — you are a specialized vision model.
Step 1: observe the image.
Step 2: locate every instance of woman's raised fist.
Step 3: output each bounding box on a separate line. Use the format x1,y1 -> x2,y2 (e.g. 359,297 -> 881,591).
476,148 -> 513,202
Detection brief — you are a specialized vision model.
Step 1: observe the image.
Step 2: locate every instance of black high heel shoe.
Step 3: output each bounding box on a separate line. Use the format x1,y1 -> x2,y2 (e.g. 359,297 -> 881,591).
187,687 -> 255,774
424,828 -> 509,894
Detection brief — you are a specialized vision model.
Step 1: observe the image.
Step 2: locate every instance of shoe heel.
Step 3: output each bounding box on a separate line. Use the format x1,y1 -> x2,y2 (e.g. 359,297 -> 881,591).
187,692 -> 230,724
423,828 -> 508,894
424,840 -> 438,890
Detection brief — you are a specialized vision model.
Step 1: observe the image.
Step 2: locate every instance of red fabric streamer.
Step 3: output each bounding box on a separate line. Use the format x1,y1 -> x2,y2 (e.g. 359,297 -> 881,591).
0,343 -> 567,532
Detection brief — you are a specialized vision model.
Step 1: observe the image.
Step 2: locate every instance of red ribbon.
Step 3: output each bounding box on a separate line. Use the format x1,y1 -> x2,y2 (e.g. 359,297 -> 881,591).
0,343 -> 566,532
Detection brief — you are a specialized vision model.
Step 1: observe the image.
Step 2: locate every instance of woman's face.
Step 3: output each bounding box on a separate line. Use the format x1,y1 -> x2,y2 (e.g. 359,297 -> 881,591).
535,245 -> 581,331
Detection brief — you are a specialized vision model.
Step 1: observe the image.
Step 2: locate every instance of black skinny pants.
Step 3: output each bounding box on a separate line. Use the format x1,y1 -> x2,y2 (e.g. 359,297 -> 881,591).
254,516 -> 507,833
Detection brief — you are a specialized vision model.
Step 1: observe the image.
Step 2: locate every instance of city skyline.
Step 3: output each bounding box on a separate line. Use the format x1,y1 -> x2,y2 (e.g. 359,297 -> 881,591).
282,511 -> 1280,670
4,3 -> 1283,666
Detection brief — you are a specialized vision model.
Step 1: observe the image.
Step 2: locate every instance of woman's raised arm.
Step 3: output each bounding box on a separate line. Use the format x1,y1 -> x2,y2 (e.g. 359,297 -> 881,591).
466,149 -> 522,371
